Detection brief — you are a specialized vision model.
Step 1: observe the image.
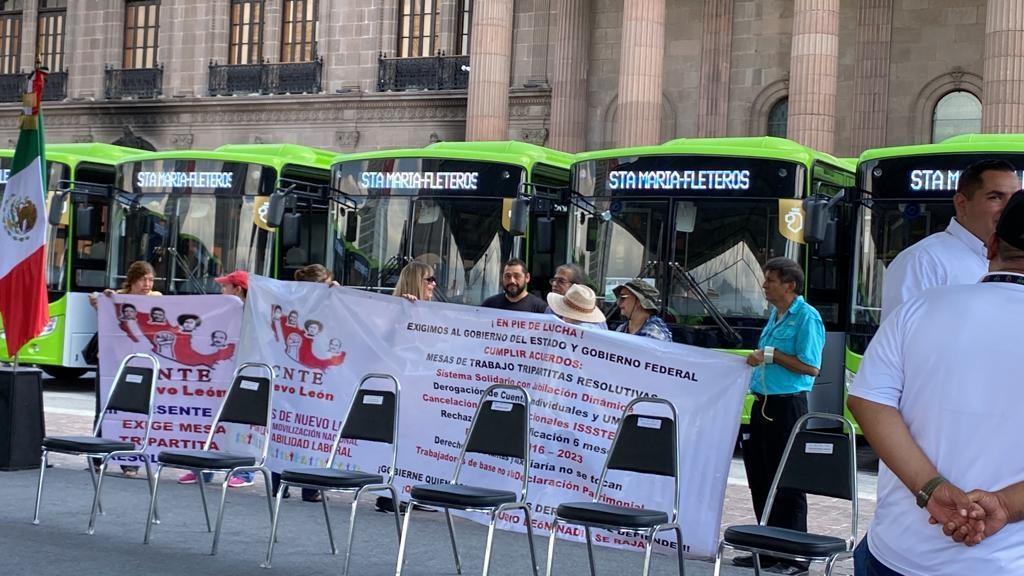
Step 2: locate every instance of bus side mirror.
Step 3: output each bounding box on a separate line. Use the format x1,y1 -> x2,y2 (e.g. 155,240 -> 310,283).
509,197 -> 529,236
819,220 -> 838,258
585,217 -> 601,252
48,191 -> 66,227
265,190 -> 287,228
344,211 -> 358,243
535,217 -> 554,254
281,212 -> 301,249
802,197 -> 830,244
75,204 -> 95,239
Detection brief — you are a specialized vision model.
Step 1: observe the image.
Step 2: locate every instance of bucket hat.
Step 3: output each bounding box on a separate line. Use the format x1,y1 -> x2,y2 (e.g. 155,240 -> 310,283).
612,279 -> 660,311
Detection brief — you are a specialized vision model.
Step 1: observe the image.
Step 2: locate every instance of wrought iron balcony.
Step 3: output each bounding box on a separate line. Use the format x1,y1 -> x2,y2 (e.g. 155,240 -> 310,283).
208,59 -> 323,96
377,53 -> 470,92
0,70 -> 68,103
104,65 -> 163,99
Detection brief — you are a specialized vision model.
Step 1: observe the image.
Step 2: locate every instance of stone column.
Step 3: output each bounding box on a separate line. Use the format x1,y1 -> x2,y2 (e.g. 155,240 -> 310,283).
786,0 -> 839,154
850,0 -> 892,154
615,0 -> 666,148
263,0 -> 282,62
67,0 -> 123,100
697,0 -> 733,138
438,0 -> 460,55
983,0 -> 1024,132
164,0 -> 225,97
20,0 -> 38,71
465,0 -> 514,141
548,0 -> 590,152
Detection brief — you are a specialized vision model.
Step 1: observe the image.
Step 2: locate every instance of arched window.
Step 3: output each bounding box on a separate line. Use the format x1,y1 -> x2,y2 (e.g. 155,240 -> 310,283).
932,91 -> 981,143
767,98 -> 788,138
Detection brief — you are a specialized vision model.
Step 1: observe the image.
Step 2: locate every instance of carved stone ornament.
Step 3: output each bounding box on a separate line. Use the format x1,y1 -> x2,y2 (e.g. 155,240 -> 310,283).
428,132 -> 440,144
519,128 -> 549,146
335,130 -> 360,151
72,134 -> 94,143
171,133 -> 194,149
252,135 -> 266,144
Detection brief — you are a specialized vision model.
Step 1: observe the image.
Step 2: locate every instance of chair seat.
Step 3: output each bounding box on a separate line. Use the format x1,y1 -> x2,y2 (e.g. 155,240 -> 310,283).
556,502 -> 669,529
43,435 -> 136,454
281,467 -> 383,489
410,483 -> 517,508
724,525 -> 848,557
157,449 -> 256,470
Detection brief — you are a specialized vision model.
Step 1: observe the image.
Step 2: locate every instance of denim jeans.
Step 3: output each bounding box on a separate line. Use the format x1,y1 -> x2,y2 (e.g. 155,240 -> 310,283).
854,536 -> 905,576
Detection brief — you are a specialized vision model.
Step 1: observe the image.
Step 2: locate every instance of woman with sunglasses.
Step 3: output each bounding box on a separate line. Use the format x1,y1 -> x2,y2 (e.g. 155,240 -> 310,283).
393,261 -> 437,302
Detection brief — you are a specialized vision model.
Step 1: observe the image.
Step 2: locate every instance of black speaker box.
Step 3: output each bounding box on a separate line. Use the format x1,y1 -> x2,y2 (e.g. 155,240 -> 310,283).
0,367 -> 45,470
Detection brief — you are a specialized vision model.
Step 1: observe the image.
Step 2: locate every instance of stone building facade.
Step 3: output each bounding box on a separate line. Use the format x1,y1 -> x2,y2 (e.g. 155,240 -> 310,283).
0,0 -> 1022,157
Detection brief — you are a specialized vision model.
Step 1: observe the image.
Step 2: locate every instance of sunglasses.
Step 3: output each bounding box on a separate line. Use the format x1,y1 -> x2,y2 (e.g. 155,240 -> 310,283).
424,276 -> 437,284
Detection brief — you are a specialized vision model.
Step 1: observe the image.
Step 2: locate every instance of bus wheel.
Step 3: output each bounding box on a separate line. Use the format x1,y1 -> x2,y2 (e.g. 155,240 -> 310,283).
40,366 -> 88,382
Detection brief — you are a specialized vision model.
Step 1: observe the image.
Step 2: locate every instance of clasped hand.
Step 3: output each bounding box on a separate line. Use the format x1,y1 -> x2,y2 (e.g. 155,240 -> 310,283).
926,482 -> 1009,546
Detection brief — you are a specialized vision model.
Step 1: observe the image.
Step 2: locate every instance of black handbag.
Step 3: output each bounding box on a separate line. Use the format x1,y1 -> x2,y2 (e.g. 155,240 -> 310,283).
82,333 -> 99,365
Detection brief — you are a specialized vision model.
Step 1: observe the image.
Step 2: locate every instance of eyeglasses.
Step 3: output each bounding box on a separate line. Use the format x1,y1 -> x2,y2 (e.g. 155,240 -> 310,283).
424,276 -> 437,285
549,278 -> 571,286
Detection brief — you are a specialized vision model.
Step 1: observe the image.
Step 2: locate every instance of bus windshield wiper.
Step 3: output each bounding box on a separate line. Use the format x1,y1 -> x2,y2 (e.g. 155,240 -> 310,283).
669,262 -> 743,347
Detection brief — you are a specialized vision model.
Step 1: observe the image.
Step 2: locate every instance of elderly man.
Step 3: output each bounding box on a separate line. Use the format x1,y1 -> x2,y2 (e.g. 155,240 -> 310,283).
881,159 -> 1019,321
848,192 -> 1024,575
737,257 -> 825,575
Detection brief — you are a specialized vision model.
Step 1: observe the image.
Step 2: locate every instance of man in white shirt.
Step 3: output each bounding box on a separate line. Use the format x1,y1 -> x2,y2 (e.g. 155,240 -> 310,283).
848,192 -> 1024,575
880,159 -> 1019,321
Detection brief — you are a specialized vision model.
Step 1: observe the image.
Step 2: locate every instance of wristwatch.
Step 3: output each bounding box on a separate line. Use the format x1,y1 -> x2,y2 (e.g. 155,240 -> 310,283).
916,475 -> 947,508
764,346 -> 775,364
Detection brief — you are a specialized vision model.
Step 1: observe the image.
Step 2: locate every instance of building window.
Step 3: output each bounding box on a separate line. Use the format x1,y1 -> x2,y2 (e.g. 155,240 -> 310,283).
280,0 -> 317,63
398,0 -> 439,58
123,0 -> 160,69
455,0 -> 472,56
230,0 -> 263,65
37,0 -> 66,73
767,98 -> 788,138
0,1 -> 22,75
932,90 -> 982,143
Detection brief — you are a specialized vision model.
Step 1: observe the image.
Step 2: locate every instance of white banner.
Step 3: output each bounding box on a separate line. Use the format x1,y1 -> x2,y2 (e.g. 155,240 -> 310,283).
98,295 -> 243,464
234,276 -> 749,559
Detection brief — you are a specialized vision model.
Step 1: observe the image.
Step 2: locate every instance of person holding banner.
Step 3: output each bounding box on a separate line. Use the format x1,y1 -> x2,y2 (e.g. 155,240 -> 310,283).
547,283 -> 607,329
88,260 -> 162,478
392,261 -> 436,302
176,269 -> 254,488
482,258 -> 548,313
612,279 -> 672,341
738,257 -> 825,575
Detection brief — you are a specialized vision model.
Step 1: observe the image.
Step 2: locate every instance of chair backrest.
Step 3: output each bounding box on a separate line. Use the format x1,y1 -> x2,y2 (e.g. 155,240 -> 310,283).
763,412 -> 858,545
597,398 -> 680,520
204,362 -> 275,463
96,353 -> 160,444
453,385 -> 531,500
328,373 -> 401,481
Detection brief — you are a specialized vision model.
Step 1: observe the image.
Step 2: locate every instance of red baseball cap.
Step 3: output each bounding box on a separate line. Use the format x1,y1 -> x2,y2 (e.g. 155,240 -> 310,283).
215,270 -> 249,290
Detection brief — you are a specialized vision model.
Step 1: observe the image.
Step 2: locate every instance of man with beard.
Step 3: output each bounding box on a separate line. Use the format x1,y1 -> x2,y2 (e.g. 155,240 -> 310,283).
481,258 -> 547,313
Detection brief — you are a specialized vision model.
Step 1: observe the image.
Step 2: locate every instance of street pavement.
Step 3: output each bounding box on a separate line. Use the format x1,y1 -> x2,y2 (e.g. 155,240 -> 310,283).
0,375 -> 876,576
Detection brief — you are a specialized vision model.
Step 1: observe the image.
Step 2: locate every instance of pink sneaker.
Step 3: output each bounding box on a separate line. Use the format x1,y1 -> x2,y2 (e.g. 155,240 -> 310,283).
227,475 -> 254,488
177,471 -> 198,485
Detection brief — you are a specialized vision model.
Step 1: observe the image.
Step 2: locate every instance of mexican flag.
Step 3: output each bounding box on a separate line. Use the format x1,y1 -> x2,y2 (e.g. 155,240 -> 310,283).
0,68 -> 49,356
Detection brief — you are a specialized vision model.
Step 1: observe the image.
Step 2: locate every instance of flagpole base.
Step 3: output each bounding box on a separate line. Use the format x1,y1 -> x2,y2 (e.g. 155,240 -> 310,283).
0,366 -> 44,470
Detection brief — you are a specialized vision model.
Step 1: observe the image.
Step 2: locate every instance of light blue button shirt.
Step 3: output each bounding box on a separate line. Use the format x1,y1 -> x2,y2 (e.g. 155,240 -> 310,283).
749,295 -> 825,395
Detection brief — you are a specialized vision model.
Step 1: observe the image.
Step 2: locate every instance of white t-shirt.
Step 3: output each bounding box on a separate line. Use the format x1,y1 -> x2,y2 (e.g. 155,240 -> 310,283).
850,273 -> 1024,575
880,218 -> 987,322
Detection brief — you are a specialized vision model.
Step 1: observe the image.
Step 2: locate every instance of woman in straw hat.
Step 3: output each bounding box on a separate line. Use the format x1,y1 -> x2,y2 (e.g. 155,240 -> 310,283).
546,284 -> 608,329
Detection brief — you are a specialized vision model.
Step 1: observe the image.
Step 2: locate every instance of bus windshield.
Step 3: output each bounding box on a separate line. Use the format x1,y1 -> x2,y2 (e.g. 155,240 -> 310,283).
575,155 -> 806,345
331,158 -> 523,305
111,159 -> 276,294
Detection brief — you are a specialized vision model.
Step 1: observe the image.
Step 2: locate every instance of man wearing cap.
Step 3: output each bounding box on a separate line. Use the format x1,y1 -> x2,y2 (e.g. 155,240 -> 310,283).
547,284 -> 607,329
215,269 -> 249,300
736,257 -> 825,575
847,193 -> 1024,575
612,279 -> 672,341
881,160 -> 1019,322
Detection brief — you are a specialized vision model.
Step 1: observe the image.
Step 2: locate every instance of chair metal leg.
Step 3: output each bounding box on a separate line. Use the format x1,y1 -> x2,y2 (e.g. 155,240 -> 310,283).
32,451 -> 47,525
584,526 -> 597,576
481,511 -> 499,576
143,464 -> 164,544
394,500 -> 415,576
341,494 -> 359,575
85,457 -> 104,515
260,483 -> 285,569
444,507 -> 463,575
210,477 -> 231,555
86,460 -> 109,535
824,554 -> 839,576
196,470 -> 212,532
321,491 -> 337,555
673,526 -> 685,576
387,485 -> 402,539
712,542 -> 724,576
753,553 -> 763,576
641,528 -> 657,576
545,518 -> 560,576
260,468 -> 275,531
142,458 -> 160,524
521,507 -> 540,576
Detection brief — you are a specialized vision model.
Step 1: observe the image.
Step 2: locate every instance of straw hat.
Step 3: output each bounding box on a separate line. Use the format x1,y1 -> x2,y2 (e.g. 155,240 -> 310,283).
546,284 -> 606,323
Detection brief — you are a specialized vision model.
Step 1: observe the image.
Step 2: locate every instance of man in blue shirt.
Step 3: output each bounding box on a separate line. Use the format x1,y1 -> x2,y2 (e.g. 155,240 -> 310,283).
736,257 -> 826,575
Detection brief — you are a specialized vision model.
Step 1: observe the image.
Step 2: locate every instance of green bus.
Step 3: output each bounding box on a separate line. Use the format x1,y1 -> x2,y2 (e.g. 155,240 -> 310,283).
571,137 -> 855,423
326,141 -> 575,303
0,143 -> 144,379
107,143 -> 336,295
849,133 -> 1024,382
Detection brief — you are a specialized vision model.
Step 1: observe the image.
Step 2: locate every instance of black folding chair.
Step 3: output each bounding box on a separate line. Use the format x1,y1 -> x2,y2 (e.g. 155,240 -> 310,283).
33,353 -> 160,534
395,384 -> 539,576
143,361 -> 275,555
261,373 -> 402,575
545,397 -> 684,576
714,413 -> 857,576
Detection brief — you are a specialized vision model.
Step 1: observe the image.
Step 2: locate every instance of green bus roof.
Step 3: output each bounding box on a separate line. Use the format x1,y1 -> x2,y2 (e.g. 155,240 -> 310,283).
332,140 -> 574,172
0,143 -> 142,166
119,143 -> 337,171
575,136 -> 854,172
859,134 -> 1024,163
